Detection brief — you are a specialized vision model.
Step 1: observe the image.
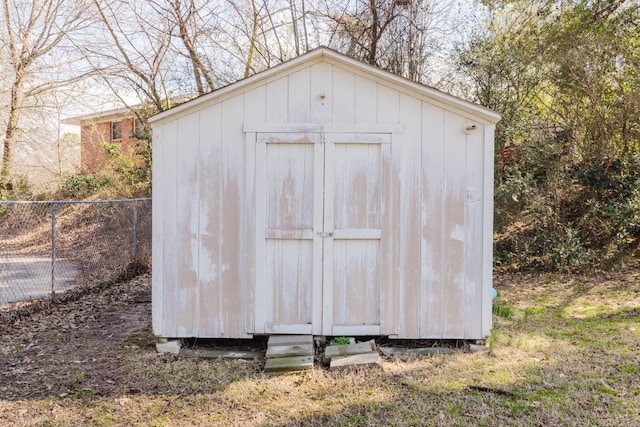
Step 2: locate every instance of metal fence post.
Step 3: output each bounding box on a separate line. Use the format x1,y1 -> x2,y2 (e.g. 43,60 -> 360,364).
133,200 -> 138,261
51,202 -> 57,302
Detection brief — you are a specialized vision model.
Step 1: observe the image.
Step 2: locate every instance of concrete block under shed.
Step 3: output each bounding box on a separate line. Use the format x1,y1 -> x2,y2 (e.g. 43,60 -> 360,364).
156,338 -> 182,355
468,344 -> 489,353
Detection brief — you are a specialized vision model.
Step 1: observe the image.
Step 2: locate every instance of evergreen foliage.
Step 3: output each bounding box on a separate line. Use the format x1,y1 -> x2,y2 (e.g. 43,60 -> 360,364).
456,0 -> 640,271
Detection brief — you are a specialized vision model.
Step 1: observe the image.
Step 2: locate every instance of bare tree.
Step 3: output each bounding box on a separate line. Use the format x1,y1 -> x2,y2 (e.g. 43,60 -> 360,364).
0,0 -> 91,186
13,90 -> 81,188
231,0 -> 290,71
149,0 -> 216,95
84,0 -> 176,112
321,0 -> 402,66
288,0 -> 311,55
382,0 -> 434,83
316,0 -> 444,83
220,0 -> 312,79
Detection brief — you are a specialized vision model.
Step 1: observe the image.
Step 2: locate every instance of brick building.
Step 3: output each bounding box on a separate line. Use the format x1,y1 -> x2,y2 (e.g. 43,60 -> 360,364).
63,107 -> 146,174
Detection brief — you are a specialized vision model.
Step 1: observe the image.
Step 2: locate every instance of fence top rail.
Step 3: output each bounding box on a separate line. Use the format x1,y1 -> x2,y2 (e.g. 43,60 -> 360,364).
0,198 -> 151,206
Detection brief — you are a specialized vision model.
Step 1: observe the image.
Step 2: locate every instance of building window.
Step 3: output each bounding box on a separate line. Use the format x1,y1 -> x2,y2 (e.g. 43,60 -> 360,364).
111,121 -> 122,141
133,118 -> 144,138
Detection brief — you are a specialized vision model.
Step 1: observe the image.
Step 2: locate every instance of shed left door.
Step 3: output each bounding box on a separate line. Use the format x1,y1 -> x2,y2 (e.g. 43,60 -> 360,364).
254,133 -> 324,334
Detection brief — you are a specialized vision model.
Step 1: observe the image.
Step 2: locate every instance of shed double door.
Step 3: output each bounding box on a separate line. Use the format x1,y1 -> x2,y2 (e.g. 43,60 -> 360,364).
255,132 -> 390,336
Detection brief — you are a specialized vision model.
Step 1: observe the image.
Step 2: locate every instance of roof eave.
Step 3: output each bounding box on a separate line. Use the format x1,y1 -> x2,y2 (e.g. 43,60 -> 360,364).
62,107 -> 136,126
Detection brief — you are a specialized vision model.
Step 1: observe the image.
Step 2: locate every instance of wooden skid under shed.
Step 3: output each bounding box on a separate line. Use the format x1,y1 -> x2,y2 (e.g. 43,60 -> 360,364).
330,352 -> 382,370
264,335 -> 315,373
264,355 -> 314,372
323,340 -> 377,364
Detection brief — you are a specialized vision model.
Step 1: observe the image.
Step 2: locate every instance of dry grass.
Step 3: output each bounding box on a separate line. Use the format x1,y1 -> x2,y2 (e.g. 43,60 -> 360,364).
1,267 -> 639,426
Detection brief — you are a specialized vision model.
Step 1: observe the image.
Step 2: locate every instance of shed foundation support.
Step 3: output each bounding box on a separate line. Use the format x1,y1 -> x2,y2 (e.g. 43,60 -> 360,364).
156,338 -> 182,355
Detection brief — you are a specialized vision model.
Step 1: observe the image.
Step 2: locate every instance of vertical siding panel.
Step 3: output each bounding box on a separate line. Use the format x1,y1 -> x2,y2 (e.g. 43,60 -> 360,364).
175,113 -> 200,337
482,125 -> 496,337
219,95 -> 245,337
288,67 -> 311,122
397,94 -> 422,338
442,112 -> 467,338
245,86 -> 265,334
243,146 -> 256,333
151,124 -> 164,336
377,85 -> 400,123
331,67 -> 355,124
161,120 -> 179,336
354,75 -> 377,123
310,62 -> 333,123
464,122 -> 484,338
243,86 -> 264,334
266,76 -> 289,122
198,104 -> 223,337
245,85 -> 267,122
254,140 -> 267,334
420,103 -> 445,337
380,142 -> 395,335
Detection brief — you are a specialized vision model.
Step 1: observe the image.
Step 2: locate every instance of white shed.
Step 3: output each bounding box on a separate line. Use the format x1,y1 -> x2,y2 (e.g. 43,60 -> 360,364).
149,47 -> 500,341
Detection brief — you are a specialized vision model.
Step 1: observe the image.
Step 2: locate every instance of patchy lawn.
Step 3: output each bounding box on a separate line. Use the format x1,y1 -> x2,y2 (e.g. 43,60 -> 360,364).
1,267 -> 639,426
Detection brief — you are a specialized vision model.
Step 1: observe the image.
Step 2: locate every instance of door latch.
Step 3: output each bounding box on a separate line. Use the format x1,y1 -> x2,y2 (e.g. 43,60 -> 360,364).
317,231 -> 334,237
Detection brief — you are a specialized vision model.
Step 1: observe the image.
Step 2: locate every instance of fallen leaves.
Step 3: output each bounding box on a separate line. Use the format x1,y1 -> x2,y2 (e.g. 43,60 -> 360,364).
0,273 -> 153,401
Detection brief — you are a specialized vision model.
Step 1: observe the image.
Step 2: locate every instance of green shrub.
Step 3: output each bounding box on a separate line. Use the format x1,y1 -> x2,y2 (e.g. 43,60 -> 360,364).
494,152 -> 640,272
59,135 -> 152,199
61,174 -> 111,197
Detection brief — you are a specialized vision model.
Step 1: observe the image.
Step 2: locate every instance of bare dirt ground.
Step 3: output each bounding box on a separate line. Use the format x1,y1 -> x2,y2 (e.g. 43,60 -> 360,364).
0,274 -> 159,400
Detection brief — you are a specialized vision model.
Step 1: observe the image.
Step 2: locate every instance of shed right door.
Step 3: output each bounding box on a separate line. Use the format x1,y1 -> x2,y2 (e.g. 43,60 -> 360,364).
322,134 -> 390,336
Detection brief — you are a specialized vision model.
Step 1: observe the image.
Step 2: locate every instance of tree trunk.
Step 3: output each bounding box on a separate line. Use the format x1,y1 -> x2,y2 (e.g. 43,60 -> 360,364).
1,79 -> 25,182
368,0 -> 379,65
244,0 -> 259,78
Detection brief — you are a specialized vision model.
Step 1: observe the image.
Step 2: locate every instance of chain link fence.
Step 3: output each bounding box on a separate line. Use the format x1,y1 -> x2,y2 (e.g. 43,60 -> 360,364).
0,198 -> 151,307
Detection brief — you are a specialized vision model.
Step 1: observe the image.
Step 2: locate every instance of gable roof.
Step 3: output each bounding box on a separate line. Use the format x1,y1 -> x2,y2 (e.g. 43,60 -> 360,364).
62,106 -> 136,126
62,94 -> 195,126
149,46 -> 501,125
